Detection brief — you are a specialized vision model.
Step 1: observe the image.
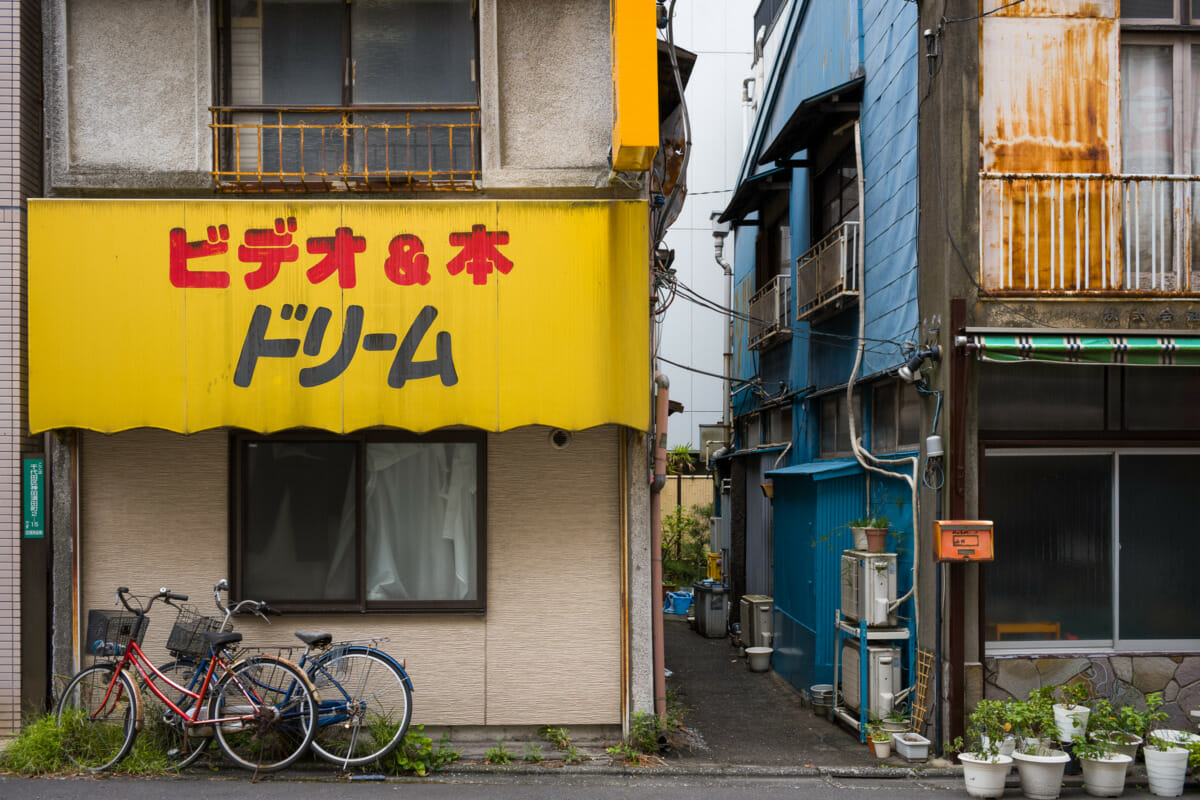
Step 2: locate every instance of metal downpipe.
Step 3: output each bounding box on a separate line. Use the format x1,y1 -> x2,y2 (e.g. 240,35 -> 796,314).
651,371 -> 670,717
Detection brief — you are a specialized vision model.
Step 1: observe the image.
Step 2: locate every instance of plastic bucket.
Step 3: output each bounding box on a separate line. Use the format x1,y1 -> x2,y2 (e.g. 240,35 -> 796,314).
664,590 -> 692,615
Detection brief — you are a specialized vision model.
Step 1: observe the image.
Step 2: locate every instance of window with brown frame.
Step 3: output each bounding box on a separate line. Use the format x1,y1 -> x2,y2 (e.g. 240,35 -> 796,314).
232,431 -> 485,612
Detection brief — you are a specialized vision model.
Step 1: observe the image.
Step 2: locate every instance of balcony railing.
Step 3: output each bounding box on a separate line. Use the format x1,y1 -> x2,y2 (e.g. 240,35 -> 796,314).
980,173 -> 1200,294
210,105 -> 480,192
748,273 -> 792,350
796,221 -> 860,322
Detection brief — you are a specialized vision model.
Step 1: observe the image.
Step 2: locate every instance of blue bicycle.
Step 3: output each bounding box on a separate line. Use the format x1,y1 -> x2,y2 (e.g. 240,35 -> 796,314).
152,580 -> 414,769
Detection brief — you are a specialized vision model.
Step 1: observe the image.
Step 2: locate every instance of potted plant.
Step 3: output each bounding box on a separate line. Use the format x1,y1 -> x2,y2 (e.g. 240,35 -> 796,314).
848,514 -> 889,553
881,707 -> 909,734
1073,737 -> 1133,798
1087,693 -> 1164,761
894,730 -> 932,761
975,698 -> 1018,757
1143,730 -> 1190,797
1053,682 -> 1092,743
868,723 -> 892,758
1011,688 -> 1057,754
955,701 -> 1016,798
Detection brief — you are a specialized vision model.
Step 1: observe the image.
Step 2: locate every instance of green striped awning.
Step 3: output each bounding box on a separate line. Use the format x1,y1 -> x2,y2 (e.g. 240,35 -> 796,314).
959,333 -> 1200,366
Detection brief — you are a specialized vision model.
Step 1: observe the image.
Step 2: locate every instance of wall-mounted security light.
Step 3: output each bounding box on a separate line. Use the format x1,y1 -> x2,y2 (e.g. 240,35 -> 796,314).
898,345 -> 941,383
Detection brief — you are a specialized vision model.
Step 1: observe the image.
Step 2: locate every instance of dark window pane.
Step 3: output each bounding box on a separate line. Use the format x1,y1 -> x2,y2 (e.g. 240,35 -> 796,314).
978,362 -> 1105,430
898,385 -> 921,446
261,1 -> 344,105
352,0 -> 476,104
1118,454 -> 1200,639
242,441 -> 357,603
983,454 -> 1112,642
873,382 -> 897,452
820,397 -> 836,454
1122,0 -> 1175,16
1124,367 -> 1200,429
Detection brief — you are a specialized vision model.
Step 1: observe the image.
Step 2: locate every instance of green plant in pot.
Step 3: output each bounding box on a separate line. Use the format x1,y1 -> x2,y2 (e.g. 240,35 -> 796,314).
867,723 -> 892,758
1009,687 -> 1058,755
1052,681 -> 1093,743
1144,726 -> 1191,798
881,707 -> 909,734
956,704 -> 1015,800
848,513 -> 889,553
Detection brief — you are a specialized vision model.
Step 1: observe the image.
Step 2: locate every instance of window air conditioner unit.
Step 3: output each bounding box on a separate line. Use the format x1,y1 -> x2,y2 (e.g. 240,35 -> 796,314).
840,639 -> 901,719
840,551 -> 897,626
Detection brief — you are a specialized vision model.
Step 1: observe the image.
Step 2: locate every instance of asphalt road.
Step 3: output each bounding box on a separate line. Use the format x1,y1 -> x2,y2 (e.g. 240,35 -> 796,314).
0,773 -> 1185,799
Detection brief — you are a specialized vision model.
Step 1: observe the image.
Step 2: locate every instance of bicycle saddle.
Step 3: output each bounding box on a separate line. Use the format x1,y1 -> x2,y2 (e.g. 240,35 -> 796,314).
294,630 -> 333,648
202,630 -> 243,649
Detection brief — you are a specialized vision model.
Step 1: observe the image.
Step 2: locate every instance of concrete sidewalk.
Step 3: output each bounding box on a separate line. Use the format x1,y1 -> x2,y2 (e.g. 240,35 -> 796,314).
661,613 -> 893,769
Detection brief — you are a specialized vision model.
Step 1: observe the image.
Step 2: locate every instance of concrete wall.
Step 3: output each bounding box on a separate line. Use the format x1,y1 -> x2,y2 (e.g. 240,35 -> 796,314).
45,0 -> 620,193
76,425 -> 624,727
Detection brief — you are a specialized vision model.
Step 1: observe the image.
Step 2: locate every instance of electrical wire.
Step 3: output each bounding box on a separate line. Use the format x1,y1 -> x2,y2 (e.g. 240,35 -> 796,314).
657,355 -> 754,385
943,0 -> 1026,24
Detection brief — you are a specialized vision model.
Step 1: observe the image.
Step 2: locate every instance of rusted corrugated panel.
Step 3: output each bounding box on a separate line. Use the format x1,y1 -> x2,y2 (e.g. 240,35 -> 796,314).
983,0 -> 1112,18
981,16 -> 1118,175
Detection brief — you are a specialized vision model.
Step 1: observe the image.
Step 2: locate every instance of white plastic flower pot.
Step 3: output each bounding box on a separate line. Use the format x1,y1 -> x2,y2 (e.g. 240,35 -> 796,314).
1080,752 -> 1132,798
1144,745 -> 1188,798
745,646 -> 772,672
1012,748 -> 1070,800
1054,703 -> 1090,743
871,738 -> 891,758
893,731 -> 930,761
959,752 -> 1014,799
1092,733 -> 1142,762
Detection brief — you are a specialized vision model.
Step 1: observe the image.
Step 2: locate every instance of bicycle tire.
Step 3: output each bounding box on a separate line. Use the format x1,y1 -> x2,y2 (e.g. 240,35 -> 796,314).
209,654 -> 316,771
140,659 -> 211,769
307,646 -> 413,767
56,664 -> 139,772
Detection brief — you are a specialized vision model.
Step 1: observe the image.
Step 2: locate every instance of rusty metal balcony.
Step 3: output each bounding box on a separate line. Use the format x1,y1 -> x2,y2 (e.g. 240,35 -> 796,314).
980,173 -> 1200,295
796,221 -> 860,322
210,105 -> 480,192
748,273 -> 792,350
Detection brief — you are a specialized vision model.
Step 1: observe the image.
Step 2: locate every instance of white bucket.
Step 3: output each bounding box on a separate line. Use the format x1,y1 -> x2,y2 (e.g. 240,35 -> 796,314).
746,646 -> 773,672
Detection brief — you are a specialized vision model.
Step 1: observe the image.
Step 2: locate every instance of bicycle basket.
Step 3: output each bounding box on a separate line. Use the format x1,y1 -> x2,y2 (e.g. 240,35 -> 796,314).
84,609 -> 147,655
166,604 -> 224,659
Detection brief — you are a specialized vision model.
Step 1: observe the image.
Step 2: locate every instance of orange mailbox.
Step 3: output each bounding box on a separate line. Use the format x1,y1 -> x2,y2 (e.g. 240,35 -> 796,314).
933,520 -> 994,562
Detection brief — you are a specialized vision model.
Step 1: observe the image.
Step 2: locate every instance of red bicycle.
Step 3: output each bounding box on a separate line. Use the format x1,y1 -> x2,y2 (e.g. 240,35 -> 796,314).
56,586 -> 317,772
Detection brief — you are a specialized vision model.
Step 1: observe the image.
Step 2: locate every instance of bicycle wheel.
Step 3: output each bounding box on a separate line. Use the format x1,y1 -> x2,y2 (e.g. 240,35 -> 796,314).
209,655 -> 316,771
139,659 -> 211,769
56,664 -> 139,772
307,646 -> 413,767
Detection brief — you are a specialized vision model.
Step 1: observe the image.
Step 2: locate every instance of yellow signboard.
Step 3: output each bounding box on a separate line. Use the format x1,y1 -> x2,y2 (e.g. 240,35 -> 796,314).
30,200 -> 650,434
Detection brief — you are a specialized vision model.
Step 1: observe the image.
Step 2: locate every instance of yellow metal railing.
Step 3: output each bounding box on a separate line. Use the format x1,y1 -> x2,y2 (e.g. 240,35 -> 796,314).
210,105 -> 481,192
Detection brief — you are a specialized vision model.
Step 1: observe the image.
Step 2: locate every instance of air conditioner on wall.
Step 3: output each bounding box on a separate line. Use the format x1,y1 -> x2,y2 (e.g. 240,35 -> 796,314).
840,551 -> 897,627
740,595 -> 773,648
840,639 -> 901,720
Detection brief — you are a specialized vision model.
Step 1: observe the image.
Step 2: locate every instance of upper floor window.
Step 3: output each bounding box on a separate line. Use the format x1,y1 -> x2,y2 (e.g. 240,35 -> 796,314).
215,0 -> 480,191
1121,1 -> 1200,174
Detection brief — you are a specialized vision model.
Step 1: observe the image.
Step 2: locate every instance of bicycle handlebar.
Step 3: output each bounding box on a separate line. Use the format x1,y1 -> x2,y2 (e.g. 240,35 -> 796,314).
212,579 -> 277,627
114,586 -> 188,615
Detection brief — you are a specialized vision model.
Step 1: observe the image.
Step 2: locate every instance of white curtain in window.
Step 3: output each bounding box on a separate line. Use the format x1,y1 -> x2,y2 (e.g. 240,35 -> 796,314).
349,442 -> 477,601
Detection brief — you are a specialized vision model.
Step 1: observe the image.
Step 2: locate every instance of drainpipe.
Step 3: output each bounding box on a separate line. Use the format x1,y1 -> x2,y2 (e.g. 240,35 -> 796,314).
650,372 -> 670,717
712,215 -> 733,435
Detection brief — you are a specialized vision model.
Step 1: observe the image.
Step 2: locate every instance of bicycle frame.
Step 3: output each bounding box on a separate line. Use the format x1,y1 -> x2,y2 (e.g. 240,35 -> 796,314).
93,638 -> 266,732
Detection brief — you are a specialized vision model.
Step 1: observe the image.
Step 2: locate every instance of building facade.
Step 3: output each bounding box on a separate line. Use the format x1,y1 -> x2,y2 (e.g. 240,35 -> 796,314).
28,0 -> 665,739
921,0 -> 1200,738
715,0 -> 925,708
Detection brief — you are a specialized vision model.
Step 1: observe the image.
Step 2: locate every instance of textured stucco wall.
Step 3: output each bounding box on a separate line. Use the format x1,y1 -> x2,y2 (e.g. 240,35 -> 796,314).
481,0 -> 613,188
76,425 -> 625,727
45,0 -> 212,190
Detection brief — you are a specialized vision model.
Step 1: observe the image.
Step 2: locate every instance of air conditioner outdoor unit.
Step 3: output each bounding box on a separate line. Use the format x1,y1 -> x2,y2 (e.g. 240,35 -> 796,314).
840,551 -> 897,626
740,595 -> 773,647
840,639 -> 901,720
